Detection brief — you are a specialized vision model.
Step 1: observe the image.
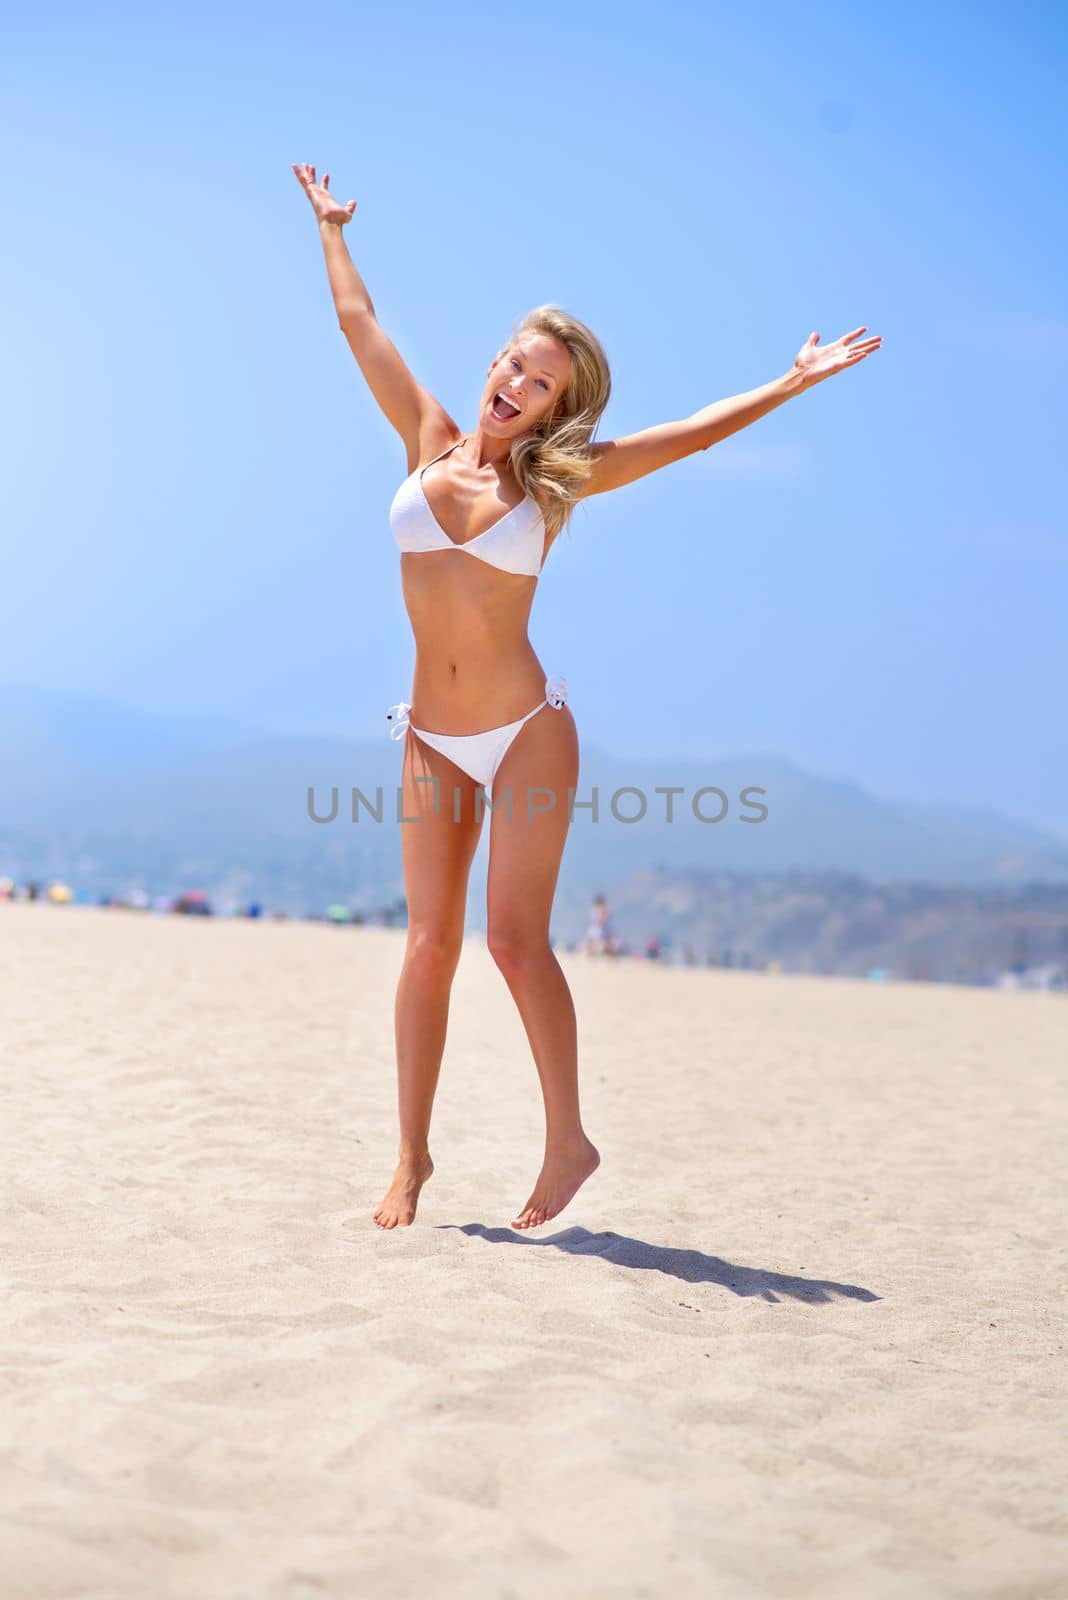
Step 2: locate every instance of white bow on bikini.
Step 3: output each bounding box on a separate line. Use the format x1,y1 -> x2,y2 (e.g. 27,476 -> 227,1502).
386,701 -> 412,740
545,674 -> 569,710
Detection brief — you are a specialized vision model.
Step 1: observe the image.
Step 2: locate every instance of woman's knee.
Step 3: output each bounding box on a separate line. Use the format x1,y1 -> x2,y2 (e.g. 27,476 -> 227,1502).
486,923 -> 551,976
404,923 -> 464,979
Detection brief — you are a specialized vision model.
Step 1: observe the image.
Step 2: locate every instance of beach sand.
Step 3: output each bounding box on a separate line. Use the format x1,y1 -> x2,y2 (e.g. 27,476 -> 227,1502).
1,902 -> 1065,1599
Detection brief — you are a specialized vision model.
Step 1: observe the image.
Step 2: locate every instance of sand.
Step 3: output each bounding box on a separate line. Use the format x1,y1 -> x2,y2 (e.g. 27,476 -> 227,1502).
1,901 -> 1065,1599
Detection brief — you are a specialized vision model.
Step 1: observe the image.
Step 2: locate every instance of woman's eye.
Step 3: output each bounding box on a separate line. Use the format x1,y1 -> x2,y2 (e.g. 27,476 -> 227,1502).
510,355 -> 548,390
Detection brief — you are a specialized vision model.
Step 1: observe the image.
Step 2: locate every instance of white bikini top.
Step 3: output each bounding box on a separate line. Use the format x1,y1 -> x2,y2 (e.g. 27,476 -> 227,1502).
389,437 -> 547,577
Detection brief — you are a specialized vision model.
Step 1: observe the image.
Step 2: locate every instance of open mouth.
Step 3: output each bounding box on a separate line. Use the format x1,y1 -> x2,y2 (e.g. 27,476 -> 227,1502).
491,391 -> 521,421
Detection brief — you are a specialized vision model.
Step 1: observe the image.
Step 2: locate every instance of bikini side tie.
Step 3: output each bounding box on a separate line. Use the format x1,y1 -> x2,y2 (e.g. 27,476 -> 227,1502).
545,674 -> 568,710
386,701 -> 412,740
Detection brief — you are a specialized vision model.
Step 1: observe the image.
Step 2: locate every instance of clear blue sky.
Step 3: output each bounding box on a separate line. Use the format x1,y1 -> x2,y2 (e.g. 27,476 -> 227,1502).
3,2 -> 1066,835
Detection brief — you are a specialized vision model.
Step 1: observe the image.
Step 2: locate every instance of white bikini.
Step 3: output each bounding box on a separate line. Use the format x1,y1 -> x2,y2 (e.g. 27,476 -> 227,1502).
386,436 -> 568,792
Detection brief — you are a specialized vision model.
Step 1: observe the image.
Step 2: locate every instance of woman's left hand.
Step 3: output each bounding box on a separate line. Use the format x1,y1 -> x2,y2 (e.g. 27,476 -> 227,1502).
792,326 -> 882,388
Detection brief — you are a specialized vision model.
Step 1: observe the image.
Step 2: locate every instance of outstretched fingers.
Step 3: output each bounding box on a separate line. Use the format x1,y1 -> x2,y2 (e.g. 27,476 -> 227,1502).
834,326 -> 882,362
845,342 -> 881,365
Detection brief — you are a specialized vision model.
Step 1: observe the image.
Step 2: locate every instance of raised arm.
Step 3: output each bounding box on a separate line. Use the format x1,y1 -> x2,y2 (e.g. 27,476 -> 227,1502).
292,162 -> 453,465
578,326 -> 882,499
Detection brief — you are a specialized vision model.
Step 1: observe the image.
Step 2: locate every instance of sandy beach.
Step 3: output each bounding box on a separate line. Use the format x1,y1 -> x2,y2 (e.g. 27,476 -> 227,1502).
2,901 -> 1065,1598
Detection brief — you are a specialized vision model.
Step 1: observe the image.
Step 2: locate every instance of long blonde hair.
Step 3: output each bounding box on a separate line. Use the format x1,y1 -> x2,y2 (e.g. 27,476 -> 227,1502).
494,304 -> 612,552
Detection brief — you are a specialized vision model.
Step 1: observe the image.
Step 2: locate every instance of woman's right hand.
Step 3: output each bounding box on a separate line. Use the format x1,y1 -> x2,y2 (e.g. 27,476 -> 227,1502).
292,162 -> 357,226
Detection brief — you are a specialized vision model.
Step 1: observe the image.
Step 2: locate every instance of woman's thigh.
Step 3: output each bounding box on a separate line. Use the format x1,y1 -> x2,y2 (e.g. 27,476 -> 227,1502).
400,731 -> 485,937
486,704 -> 579,940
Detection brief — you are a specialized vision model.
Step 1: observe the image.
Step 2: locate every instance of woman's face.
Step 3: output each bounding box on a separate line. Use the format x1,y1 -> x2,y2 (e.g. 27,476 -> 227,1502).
481,332 -> 571,439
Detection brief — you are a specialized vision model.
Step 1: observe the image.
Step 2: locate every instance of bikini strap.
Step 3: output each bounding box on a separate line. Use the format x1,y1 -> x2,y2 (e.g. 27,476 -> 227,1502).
419,434 -> 467,473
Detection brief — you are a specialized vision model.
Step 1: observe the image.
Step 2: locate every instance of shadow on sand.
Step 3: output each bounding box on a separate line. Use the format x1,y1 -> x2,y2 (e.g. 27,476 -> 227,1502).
438,1224 -> 880,1304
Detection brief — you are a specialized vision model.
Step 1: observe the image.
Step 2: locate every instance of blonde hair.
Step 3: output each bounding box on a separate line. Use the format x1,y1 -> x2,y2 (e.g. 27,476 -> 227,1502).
494,304 -> 612,552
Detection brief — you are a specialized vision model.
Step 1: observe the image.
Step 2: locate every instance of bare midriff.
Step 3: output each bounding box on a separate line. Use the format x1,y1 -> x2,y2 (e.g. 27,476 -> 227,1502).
399,553 -> 549,733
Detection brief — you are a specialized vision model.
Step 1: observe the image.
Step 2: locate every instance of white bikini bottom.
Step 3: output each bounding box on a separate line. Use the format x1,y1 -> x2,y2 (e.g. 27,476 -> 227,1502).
386,674 -> 568,793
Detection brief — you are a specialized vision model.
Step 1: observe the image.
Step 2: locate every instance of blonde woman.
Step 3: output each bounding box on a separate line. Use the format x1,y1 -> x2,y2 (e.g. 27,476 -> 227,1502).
293,162 -> 881,1232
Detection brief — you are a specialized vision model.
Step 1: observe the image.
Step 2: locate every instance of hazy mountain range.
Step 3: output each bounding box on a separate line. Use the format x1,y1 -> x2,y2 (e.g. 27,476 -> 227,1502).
3,685 -> 1067,939
588,866 -> 1068,983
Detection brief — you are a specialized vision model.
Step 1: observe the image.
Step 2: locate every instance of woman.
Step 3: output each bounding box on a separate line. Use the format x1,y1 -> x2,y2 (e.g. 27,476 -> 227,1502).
583,894 -> 619,957
293,162 -> 881,1232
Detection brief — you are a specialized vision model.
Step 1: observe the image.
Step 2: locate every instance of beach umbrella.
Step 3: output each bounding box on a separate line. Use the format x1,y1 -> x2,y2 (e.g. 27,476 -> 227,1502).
326,904 -> 351,923
47,884 -> 73,903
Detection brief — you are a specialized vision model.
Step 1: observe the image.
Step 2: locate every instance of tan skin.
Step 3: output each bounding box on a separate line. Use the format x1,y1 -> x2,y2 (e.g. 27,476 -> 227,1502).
292,162 -> 882,1230
384,333 -> 594,1236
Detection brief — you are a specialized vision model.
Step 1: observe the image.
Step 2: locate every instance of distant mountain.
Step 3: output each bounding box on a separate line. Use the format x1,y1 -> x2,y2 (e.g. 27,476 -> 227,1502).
0,683 -> 265,819
552,866 -> 1068,984
559,747 -> 1068,887
2,684 -> 1067,921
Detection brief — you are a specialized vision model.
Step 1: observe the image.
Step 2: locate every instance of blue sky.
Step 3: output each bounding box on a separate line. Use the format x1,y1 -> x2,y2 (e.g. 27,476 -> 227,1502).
3,2 -> 1066,835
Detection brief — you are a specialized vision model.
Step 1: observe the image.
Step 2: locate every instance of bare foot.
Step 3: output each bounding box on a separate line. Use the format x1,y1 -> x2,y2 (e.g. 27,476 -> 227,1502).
512,1136 -> 600,1230
373,1152 -> 434,1229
